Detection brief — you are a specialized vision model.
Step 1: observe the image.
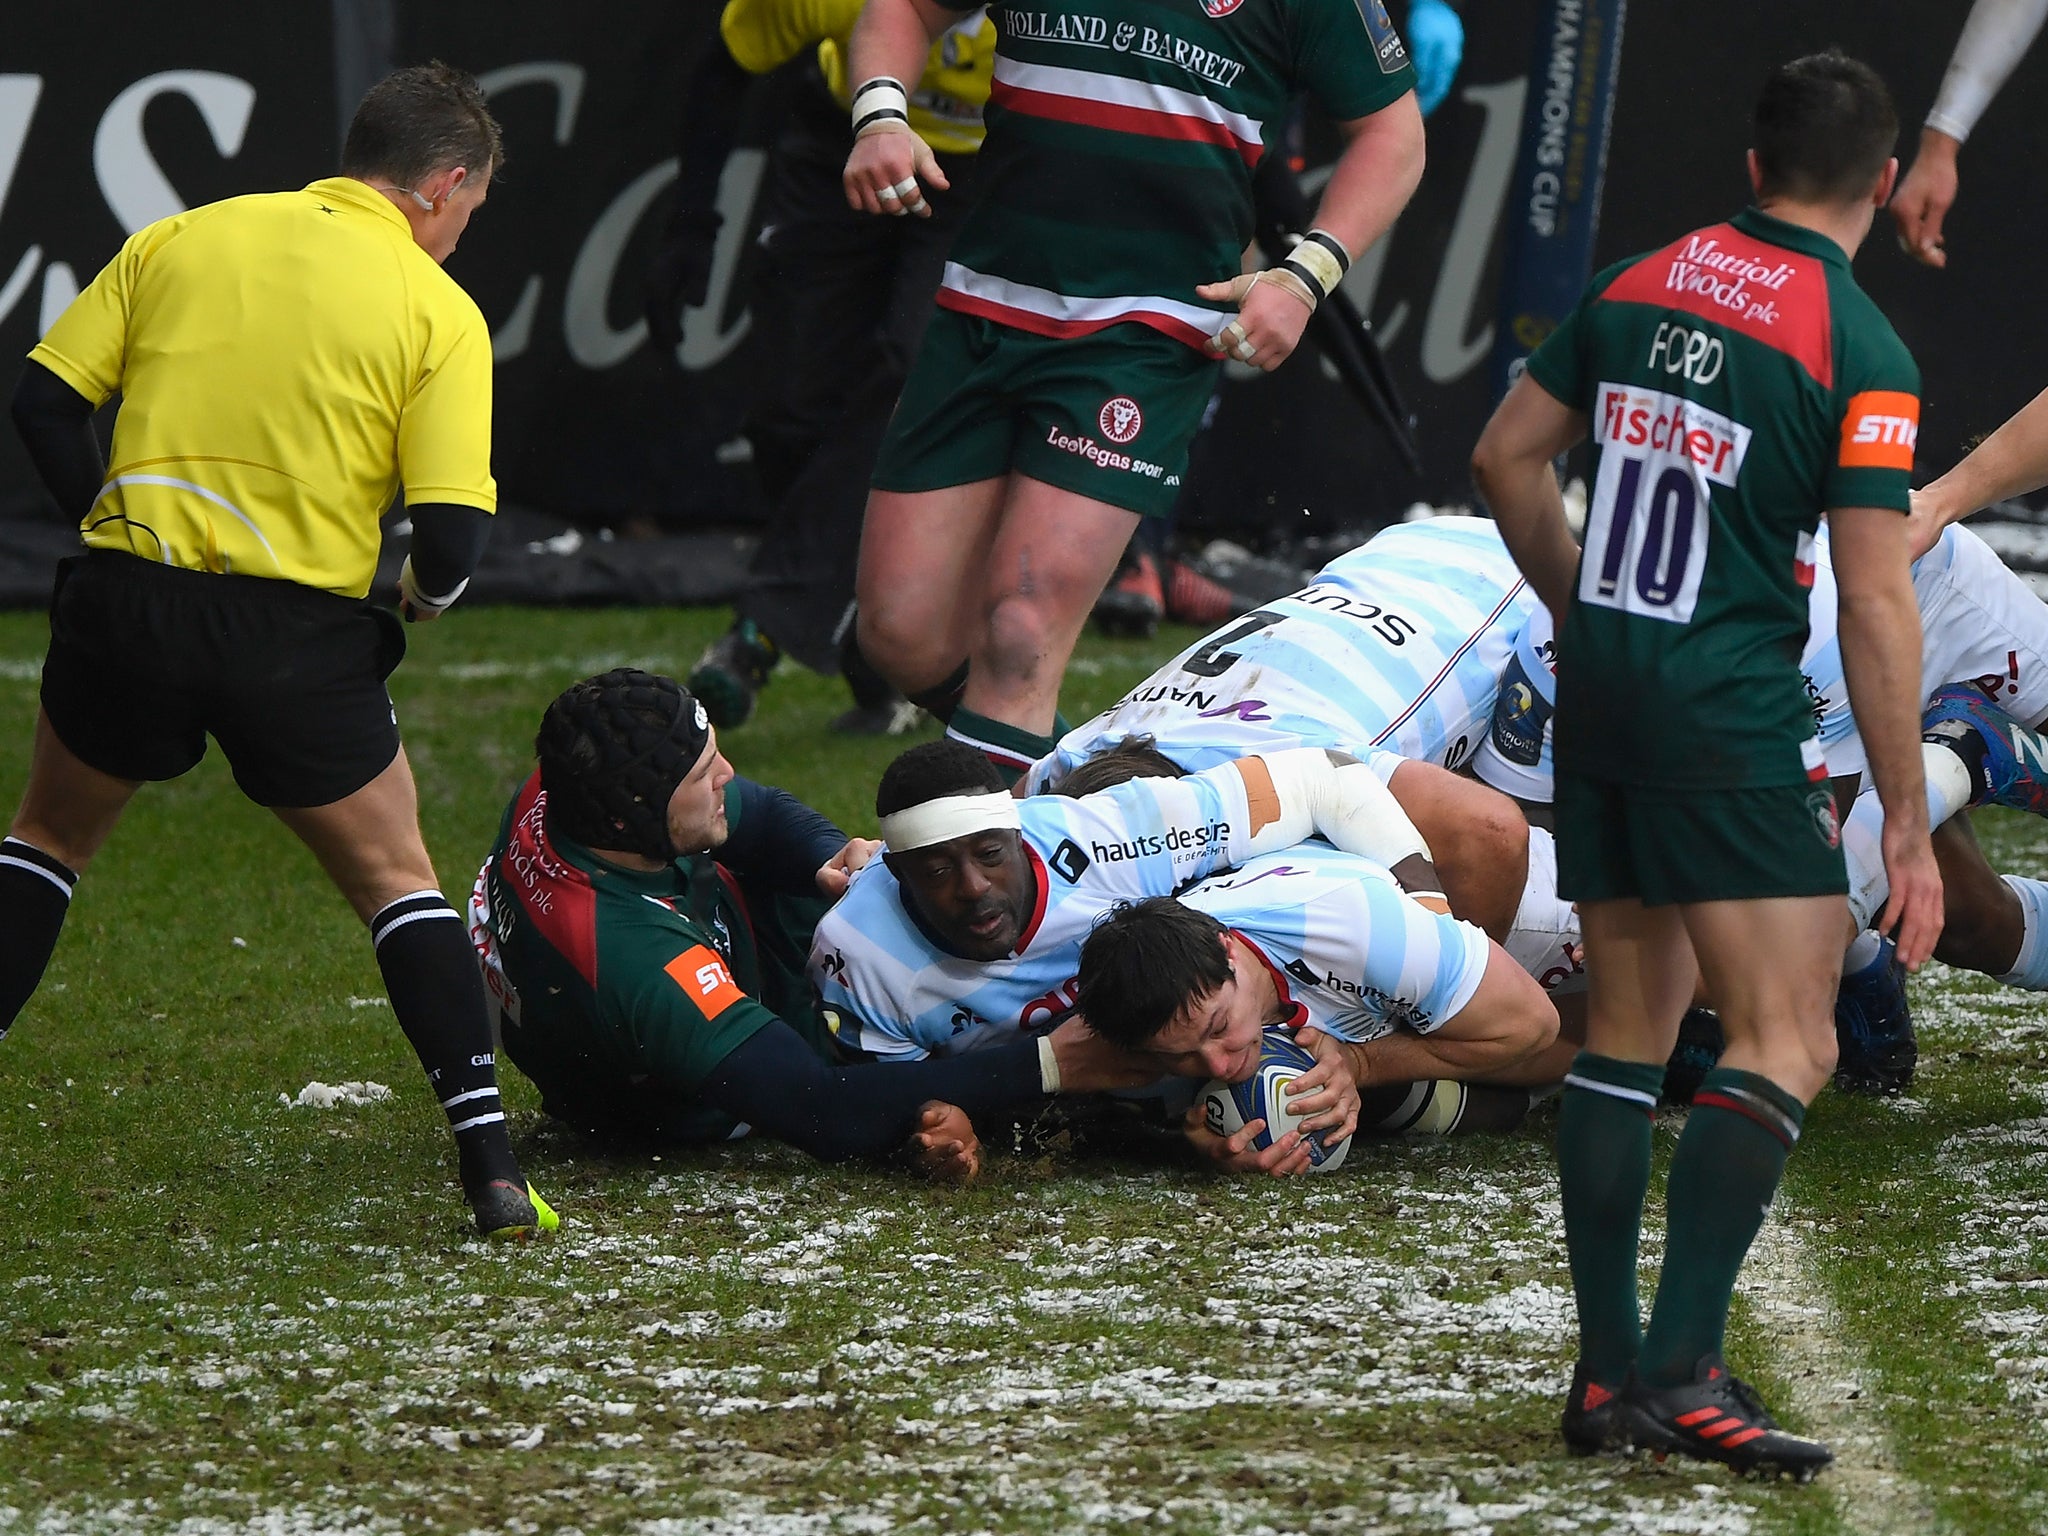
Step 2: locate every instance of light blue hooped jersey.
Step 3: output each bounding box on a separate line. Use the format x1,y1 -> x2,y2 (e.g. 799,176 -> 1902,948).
1182,845 -> 1492,1043
810,765 -> 1258,1060
1021,518 -> 1538,792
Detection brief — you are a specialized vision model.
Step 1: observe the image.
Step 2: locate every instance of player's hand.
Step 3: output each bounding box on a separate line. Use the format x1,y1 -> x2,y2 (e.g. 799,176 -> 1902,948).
1905,487 -> 1958,561
1197,270 -> 1315,372
1890,129 -> 1960,269
643,210 -> 723,351
397,556 -> 463,624
844,125 -> 949,218
1877,821 -> 1944,971
1405,0 -> 1465,117
907,1101 -> 982,1184
1047,1015 -> 1160,1092
1183,1103 -> 1314,1177
1284,1026 -> 1361,1143
816,837 -> 882,898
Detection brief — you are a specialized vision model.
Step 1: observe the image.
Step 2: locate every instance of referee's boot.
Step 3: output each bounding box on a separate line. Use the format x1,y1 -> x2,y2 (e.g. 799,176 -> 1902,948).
1621,1356 -> 1833,1480
1923,682 -> 2048,816
1833,937 -> 1916,1096
831,626 -> 922,737
1560,1361 -> 1633,1456
690,619 -> 780,729
471,1179 -> 560,1242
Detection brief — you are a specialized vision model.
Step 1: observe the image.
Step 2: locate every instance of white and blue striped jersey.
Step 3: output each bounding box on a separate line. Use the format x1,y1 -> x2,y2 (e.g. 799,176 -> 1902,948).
1020,518 -> 1538,792
810,765 -> 1259,1060
1180,845 -> 1493,1042
1802,522 -> 2048,777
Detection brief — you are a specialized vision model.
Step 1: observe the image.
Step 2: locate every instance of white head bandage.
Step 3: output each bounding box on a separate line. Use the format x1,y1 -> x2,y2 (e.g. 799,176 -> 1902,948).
878,792 -> 1022,851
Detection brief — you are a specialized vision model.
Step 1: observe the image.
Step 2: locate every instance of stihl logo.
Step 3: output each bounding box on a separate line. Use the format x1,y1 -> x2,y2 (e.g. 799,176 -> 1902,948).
1839,390 -> 1919,470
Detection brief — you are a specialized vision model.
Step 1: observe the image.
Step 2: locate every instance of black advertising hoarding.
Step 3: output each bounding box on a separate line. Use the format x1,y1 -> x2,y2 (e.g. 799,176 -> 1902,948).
2,2 -> 2045,541
0,8 -> 337,517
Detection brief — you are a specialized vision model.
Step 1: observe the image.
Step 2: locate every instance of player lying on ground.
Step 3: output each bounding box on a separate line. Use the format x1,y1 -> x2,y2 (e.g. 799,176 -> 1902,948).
1478,519 -> 2048,1092
470,670 -> 1147,1183
2,65 -> 551,1239
1473,52 -> 1941,1476
808,737 -> 1540,1173
1022,515 -> 1542,941
1073,848 -> 1562,1176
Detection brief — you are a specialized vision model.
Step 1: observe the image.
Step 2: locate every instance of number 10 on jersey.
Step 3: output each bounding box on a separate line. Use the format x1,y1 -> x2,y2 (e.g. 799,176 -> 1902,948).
1581,382 -> 1753,625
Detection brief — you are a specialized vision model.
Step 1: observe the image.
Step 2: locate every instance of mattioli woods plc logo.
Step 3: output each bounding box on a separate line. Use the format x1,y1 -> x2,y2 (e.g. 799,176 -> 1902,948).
1202,0 -> 1245,17
1099,396 -> 1144,444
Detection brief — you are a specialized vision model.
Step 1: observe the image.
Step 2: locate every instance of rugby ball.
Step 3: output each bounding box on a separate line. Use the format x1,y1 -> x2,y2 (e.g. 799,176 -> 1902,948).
1199,1025 -> 1351,1171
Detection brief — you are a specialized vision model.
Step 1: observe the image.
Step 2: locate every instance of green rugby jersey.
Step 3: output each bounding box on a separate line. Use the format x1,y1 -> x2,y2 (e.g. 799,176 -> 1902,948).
930,0 -> 1416,348
1526,206 -> 1920,790
473,771 -> 836,1144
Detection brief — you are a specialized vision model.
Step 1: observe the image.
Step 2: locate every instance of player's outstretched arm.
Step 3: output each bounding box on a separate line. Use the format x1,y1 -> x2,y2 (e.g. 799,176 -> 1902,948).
1471,375 -> 1588,617
1228,749 -> 1436,877
1831,506 -> 1943,967
1890,0 -> 2048,267
1335,943 -> 1559,1089
843,0 -> 954,218
1912,380 -> 2048,556
1196,97 -> 1423,373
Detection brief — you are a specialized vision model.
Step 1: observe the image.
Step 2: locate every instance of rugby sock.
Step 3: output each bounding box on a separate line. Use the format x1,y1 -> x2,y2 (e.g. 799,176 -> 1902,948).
0,837 -> 77,1039
370,891 -> 524,1198
1637,1067 -> 1804,1389
946,707 -> 1056,789
1995,875 -> 2048,989
1556,1052 -> 1665,1388
905,661 -> 969,725
1840,929 -> 1884,976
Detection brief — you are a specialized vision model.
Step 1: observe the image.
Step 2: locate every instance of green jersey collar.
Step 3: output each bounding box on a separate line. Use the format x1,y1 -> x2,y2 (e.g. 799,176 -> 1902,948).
1733,206 -> 1850,271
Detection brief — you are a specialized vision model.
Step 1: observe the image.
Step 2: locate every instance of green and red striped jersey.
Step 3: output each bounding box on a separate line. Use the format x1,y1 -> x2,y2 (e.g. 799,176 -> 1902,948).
930,0 -> 1416,349
1526,206 -> 1921,790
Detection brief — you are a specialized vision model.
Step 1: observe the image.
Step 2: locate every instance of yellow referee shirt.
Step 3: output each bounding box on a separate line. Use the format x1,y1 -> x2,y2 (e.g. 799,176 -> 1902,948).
719,0 -> 993,158
29,176 -> 496,600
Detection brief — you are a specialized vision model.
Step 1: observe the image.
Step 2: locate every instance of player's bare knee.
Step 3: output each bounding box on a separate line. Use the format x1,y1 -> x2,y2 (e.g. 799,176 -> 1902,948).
980,594 -> 1060,686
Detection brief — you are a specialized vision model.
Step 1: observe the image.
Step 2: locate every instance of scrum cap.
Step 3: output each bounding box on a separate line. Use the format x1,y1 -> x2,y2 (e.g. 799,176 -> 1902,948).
535,668 -> 710,859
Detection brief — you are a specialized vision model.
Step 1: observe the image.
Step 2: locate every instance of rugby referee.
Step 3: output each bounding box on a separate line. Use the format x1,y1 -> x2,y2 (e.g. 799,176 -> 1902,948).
1,64 -> 554,1239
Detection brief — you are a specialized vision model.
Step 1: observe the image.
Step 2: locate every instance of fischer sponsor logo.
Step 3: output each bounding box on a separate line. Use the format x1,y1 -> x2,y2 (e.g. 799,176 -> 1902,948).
1045,422 -> 1175,480
1594,382 -> 1751,486
1662,235 -> 1797,325
1099,395 -> 1143,444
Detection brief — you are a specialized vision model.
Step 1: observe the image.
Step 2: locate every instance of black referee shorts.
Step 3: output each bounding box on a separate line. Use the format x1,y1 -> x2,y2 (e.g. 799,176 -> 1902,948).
40,552 -> 407,808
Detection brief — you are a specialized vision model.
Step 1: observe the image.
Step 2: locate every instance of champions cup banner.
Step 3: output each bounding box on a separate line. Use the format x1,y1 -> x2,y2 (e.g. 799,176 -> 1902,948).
0,2 -> 2045,537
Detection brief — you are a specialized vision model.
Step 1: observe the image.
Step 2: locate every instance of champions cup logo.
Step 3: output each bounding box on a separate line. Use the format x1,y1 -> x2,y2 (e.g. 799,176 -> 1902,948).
1099,396 -> 1144,444
1202,0 -> 1245,15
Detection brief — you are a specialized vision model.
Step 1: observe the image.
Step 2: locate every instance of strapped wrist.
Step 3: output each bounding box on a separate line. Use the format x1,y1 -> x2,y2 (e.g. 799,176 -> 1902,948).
852,77 -> 911,138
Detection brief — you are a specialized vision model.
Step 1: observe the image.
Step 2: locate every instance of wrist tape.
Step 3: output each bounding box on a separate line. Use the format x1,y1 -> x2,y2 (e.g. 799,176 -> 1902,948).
1277,229 -> 1351,308
852,77 -> 911,138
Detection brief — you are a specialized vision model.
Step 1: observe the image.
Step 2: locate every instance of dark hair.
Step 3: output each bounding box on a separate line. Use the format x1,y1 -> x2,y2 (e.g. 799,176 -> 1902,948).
876,739 -> 1005,818
1050,735 -> 1186,798
1752,51 -> 1896,204
1076,897 -> 1232,1050
535,669 -> 709,857
342,62 -> 503,187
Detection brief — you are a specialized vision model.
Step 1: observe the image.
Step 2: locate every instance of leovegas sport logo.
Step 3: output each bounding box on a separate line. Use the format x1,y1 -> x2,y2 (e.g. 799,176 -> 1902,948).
1839,390 -> 1919,471
1099,395 -> 1143,444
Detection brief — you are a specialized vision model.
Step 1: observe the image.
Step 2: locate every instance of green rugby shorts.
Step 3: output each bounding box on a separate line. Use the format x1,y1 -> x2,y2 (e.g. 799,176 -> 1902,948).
872,305 -> 1221,518
1553,770 -> 1848,907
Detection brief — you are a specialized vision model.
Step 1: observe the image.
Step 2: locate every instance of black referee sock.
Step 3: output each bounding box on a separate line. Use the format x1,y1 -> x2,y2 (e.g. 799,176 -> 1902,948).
0,837 -> 78,1040
369,891 -> 524,1200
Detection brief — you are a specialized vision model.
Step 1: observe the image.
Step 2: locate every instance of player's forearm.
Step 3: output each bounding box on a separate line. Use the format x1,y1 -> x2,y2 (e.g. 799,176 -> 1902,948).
849,0 -> 949,87
1340,1027 -> 1525,1093
1925,0 -> 2048,141
1474,459 -> 1578,617
1233,749 -> 1432,869
10,360 -> 104,520
1921,380 -> 2048,523
1310,97 -> 1426,259
722,779 -> 849,893
1836,557 -> 1930,841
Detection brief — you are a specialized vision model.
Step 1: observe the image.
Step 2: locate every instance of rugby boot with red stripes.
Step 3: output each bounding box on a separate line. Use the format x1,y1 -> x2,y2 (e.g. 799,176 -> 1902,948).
1622,1355 -> 1833,1479
1922,681 -> 2048,816
1093,549 -> 1164,638
1560,1361 -> 1632,1456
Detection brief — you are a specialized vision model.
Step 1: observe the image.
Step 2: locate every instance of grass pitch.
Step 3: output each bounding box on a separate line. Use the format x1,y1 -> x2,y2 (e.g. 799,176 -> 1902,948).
3,607 -> 2048,1534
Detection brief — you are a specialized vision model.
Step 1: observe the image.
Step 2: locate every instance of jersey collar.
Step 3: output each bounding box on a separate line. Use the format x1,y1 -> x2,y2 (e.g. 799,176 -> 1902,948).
1731,205 -> 1850,271
302,176 -> 416,238
1229,930 -> 1311,1030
